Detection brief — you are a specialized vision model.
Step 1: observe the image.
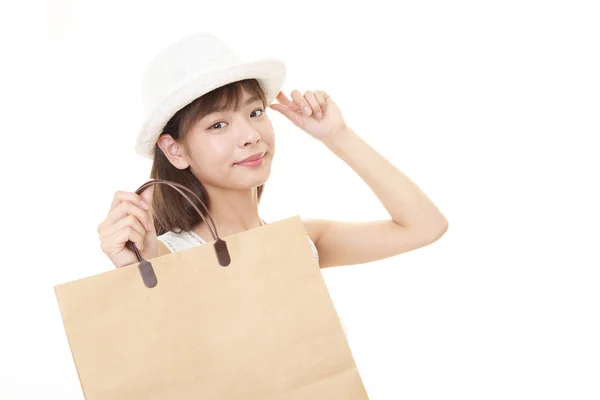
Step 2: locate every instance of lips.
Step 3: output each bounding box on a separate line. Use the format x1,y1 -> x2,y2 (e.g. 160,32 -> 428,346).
235,151 -> 265,164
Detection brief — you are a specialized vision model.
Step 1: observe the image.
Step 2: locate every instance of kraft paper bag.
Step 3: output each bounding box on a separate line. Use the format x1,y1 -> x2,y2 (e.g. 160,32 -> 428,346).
54,179 -> 369,399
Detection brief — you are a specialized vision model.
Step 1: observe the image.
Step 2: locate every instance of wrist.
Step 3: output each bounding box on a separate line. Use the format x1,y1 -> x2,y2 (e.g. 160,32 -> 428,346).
321,126 -> 354,149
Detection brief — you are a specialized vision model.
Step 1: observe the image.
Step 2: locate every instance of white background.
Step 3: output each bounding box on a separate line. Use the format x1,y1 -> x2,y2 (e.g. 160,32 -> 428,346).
1,0 -> 599,398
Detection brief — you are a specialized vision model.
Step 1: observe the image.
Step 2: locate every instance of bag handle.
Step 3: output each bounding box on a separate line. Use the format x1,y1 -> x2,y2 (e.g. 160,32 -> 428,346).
125,179 -> 231,288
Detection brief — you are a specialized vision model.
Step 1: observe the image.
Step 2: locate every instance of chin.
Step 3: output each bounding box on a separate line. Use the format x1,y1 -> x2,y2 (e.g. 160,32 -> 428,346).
230,173 -> 270,191
230,160 -> 271,182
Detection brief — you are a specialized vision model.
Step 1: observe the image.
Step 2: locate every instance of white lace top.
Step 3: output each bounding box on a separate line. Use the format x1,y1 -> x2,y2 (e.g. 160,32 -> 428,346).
157,218 -> 319,264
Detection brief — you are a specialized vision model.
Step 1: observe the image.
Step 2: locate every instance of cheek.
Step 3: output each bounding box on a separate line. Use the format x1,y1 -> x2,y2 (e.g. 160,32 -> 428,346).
261,123 -> 276,146
189,137 -> 234,172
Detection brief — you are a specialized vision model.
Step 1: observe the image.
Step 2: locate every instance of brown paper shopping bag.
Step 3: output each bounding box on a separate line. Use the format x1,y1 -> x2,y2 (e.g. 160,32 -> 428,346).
54,179 -> 369,399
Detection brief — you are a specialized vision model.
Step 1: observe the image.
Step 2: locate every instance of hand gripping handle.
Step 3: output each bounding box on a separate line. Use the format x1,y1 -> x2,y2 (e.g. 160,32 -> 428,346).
125,179 -> 231,288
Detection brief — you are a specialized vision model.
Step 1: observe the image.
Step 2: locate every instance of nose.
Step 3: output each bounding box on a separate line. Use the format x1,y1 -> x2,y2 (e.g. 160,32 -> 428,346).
239,124 -> 261,147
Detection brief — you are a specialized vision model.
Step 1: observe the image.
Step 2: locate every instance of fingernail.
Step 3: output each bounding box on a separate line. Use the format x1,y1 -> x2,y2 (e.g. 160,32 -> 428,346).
140,200 -> 149,209
303,106 -> 311,115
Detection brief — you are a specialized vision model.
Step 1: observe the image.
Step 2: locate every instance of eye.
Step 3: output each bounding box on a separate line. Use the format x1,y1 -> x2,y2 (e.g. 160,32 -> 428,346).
208,108 -> 264,131
209,121 -> 227,130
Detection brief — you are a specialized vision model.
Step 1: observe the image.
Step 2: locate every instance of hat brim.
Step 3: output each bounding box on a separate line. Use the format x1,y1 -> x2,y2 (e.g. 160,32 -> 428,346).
135,58 -> 286,159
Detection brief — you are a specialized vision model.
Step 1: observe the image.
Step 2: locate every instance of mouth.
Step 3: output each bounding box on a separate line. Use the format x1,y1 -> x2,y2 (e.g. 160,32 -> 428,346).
234,151 -> 267,165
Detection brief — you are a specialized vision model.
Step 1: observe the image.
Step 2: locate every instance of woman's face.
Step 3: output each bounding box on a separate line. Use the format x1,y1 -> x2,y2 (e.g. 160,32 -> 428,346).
166,89 -> 275,190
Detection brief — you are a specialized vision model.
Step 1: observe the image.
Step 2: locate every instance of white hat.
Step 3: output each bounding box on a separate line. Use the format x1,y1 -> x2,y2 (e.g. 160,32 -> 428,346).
135,31 -> 286,159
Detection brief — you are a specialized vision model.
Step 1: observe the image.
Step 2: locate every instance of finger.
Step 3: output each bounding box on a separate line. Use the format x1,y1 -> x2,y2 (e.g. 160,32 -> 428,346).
290,90 -> 312,116
139,185 -> 155,209
109,190 -> 149,216
113,225 -> 146,252
315,90 -> 327,112
275,90 -> 296,108
140,185 -> 155,224
99,214 -> 146,242
277,91 -> 303,114
100,224 -> 146,257
304,90 -> 323,119
103,200 -> 153,233
268,103 -> 304,127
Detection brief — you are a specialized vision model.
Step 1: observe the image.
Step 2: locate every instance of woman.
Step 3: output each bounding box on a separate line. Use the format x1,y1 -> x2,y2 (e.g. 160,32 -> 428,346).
97,31 -> 448,269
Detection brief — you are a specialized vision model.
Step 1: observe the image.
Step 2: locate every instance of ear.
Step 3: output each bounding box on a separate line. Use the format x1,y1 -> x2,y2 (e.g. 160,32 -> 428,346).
156,134 -> 190,170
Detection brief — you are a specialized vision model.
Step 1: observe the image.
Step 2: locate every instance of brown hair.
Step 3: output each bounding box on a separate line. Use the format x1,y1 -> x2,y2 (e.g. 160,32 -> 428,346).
149,78 -> 268,236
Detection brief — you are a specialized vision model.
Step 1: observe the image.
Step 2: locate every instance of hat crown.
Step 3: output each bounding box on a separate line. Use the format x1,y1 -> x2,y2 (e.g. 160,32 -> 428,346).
141,32 -> 241,115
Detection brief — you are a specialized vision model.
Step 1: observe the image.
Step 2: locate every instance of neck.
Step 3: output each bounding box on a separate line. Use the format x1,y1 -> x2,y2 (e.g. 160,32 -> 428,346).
194,184 -> 263,238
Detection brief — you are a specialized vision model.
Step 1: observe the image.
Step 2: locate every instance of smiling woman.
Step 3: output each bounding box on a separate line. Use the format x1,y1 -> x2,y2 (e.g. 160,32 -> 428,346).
149,78 -> 270,237
139,75 -> 322,265
98,31 -> 446,273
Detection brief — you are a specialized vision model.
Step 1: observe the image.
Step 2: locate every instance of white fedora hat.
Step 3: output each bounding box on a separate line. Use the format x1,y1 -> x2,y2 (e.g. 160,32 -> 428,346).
135,31 -> 286,159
